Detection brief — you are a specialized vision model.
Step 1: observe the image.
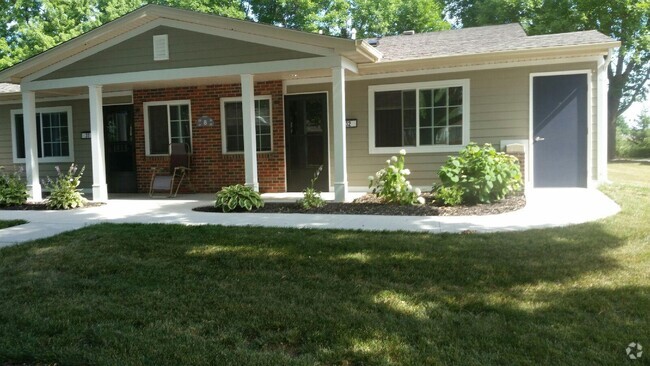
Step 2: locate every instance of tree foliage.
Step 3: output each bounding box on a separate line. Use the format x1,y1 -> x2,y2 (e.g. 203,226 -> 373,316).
446,0 -> 650,159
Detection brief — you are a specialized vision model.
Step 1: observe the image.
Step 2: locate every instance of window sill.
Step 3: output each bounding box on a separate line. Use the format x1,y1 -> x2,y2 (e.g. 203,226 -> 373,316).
13,157 -> 75,164
369,145 -> 466,155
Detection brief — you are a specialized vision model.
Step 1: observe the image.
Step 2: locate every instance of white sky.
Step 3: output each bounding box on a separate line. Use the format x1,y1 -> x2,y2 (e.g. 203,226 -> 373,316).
622,97 -> 650,126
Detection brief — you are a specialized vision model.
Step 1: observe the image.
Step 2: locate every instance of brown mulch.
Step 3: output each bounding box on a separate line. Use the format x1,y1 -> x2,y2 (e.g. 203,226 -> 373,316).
194,193 -> 526,216
0,202 -> 104,210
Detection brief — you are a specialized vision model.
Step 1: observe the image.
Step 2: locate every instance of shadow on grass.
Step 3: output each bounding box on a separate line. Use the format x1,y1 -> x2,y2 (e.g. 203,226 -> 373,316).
1,217 -> 644,365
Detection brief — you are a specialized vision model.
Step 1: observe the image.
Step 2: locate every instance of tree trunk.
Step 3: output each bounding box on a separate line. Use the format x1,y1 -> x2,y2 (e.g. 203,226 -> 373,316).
607,80 -> 623,161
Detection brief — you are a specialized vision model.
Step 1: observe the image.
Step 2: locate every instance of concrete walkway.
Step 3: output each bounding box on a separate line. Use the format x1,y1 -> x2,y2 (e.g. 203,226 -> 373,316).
0,188 -> 620,247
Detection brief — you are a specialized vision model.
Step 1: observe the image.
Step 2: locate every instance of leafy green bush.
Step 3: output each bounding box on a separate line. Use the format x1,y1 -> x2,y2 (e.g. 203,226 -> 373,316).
368,150 -> 424,205
298,165 -> 325,209
437,143 -> 522,205
0,166 -> 28,206
215,184 -> 264,212
44,164 -> 86,210
433,185 -> 464,206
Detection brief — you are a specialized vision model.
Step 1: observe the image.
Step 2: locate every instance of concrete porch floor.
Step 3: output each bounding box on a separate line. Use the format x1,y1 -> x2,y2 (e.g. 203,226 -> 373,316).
0,188 -> 621,247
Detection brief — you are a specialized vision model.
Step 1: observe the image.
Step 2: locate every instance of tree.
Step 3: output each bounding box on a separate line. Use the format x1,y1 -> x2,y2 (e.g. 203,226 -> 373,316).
446,0 -> 650,160
350,0 -> 449,38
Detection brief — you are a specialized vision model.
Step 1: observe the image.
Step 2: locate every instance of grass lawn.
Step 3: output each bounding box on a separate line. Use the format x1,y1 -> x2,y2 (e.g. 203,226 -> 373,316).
0,219 -> 27,230
1,163 -> 648,365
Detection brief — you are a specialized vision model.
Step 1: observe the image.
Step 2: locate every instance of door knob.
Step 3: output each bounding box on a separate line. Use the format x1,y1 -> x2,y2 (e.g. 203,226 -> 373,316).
535,136 -> 545,142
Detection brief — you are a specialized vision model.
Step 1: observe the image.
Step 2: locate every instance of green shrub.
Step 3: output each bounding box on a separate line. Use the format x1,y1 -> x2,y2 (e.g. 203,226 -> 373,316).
0,166 -> 28,206
45,164 -> 86,210
215,184 -> 264,212
434,185 -> 464,206
298,165 -> 325,209
437,143 -> 522,205
368,150 -> 424,205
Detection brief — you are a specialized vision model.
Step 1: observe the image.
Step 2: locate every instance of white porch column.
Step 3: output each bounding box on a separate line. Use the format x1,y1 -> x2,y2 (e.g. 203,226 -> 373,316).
22,90 -> 42,201
597,55 -> 609,183
88,85 -> 108,202
332,66 -> 349,202
241,74 -> 259,192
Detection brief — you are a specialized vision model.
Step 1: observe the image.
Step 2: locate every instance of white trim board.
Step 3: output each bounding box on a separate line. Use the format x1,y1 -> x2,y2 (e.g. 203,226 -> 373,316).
22,56 -> 351,91
0,90 -> 133,105
284,55 -> 602,86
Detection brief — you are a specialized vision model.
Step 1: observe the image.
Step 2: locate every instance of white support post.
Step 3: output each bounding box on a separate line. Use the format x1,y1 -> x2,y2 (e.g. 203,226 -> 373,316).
21,90 -> 42,201
241,74 -> 259,192
88,85 -> 108,202
332,66 -> 349,202
597,56 -> 609,184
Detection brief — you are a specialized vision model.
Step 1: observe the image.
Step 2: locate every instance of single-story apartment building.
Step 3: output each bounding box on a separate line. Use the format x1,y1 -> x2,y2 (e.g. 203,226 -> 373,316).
0,5 -> 619,202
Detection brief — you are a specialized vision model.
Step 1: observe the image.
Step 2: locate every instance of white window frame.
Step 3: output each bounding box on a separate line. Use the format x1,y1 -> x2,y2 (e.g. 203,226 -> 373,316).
368,79 -> 470,154
143,100 -> 192,156
220,95 -> 273,154
10,106 -> 75,163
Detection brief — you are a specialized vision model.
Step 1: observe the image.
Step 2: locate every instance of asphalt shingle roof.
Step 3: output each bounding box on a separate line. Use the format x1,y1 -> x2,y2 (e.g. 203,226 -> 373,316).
371,23 -> 616,61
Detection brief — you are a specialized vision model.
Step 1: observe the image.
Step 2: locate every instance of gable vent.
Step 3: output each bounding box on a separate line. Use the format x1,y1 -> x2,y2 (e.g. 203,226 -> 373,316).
153,34 -> 169,61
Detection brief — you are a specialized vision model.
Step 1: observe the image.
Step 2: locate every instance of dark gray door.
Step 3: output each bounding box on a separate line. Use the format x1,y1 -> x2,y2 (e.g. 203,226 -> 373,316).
284,93 -> 329,192
104,105 -> 137,193
533,74 -> 588,187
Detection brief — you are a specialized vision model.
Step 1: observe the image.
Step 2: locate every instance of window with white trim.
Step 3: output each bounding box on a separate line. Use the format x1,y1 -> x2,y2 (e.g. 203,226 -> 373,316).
369,80 -> 470,154
144,101 -> 192,155
11,107 -> 74,163
221,97 -> 272,153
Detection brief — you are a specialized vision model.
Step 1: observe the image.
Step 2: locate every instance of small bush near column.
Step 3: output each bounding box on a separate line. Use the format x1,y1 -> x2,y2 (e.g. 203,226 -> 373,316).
435,143 -> 522,205
368,149 -> 425,205
0,166 -> 28,206
298,165 -> 325,209
214,184 -> 264,212
44,164 -> 86,210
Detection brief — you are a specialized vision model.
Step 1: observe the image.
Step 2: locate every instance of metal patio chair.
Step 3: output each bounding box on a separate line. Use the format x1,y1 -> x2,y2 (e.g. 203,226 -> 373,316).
149,143 -> 192,198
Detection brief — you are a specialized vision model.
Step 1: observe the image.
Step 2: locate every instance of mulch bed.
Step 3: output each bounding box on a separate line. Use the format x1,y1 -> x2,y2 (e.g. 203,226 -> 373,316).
194,193 -> 526,216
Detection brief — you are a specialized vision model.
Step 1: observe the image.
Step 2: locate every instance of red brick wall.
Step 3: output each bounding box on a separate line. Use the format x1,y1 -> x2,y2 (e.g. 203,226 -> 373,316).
133,81 -> 286,193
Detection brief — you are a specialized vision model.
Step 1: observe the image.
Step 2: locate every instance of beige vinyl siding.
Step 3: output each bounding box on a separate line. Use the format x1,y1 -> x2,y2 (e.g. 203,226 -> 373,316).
39,26 -> 318,81
0,99 -> 97,190
288,61 -> 599,189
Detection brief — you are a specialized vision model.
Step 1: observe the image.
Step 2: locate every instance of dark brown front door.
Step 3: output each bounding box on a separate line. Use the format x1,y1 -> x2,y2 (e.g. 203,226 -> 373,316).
104,105 -> 137,193
284,93 -> 329,192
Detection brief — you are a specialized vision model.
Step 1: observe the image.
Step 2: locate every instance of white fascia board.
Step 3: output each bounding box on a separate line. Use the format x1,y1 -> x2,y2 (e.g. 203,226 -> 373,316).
283,55 -> 602,86
162,19 -> 337,57
0,90 -> 133,105
340,57 -> 359,73
23,17 -> 340,85
22,56 -> 345,91
0,9 -> 153,83
24,20 -> 164,83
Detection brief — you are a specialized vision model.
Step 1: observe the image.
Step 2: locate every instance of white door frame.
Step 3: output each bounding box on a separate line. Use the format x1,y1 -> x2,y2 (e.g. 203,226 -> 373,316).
528,70 -> 593,188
